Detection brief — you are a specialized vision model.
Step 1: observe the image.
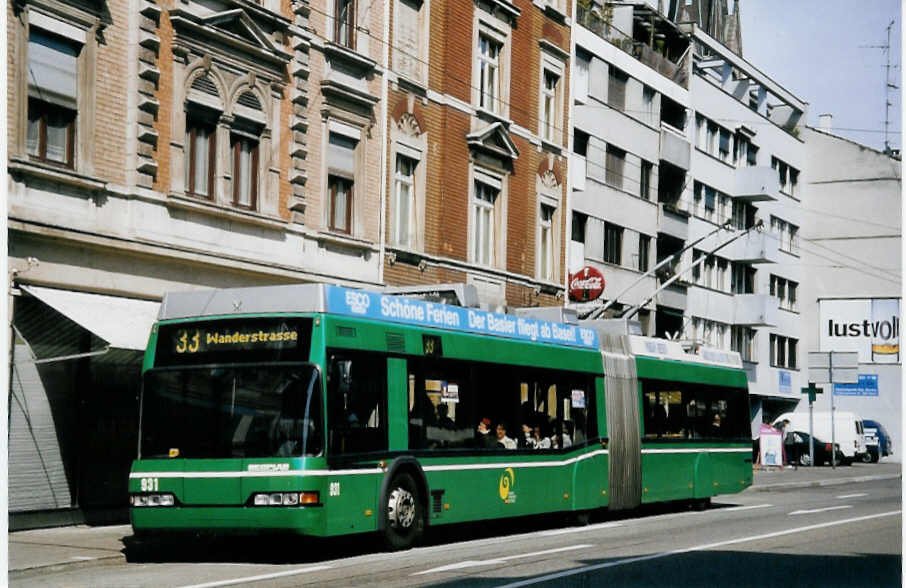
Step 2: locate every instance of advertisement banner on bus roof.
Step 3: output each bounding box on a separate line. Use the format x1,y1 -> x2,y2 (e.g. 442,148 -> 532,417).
326,286 -> 599,350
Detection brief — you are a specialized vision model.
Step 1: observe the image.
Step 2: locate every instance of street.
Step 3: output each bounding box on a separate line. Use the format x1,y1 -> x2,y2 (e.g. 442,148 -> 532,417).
10,476 -> 901,587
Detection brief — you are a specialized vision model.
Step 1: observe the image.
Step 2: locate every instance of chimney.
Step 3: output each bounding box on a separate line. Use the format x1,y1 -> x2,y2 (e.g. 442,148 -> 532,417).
818,113 -> 833,131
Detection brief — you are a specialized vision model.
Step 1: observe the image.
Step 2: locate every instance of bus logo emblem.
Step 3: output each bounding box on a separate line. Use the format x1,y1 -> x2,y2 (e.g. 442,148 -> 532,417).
345,291 -> 371,314
498,468 -> 516,504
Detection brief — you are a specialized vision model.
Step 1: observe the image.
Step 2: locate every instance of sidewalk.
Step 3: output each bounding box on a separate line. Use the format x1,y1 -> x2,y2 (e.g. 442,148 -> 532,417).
8,462 -> 901,575
750,460 -> 902,492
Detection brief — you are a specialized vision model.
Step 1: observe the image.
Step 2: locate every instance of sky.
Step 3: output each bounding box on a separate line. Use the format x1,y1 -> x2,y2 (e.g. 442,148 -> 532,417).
739,0 -> 901,153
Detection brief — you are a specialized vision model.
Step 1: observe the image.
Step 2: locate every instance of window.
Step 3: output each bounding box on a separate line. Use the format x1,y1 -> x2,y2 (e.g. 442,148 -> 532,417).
704,185 -> 716,214
540,69 -> 560,142
473,180 -> 499,265
638,234 -> 650,272
392,154 -> 417,247
185,112 -> 217,198
231,133 -> 259,209
770,215 -> 800,254
406,357 -> 595,452
770,275 -> 799,311
604,222 -> 622,265
571,212 -> 587,243
642,86 -> 655,121
770,334 -> 798,369
608,66 -> 627,111
731,326 -> 755,362
335,0 -> 356,49
574,50 -> 590,104
716,258 -> 728,292
478,33 -> 502,113
327,130 -> 358,233
640,161 -> 652,200
605,144 -> 625,189
732,201 -> 755,230
393,0 -> 426,82
735,135 -> 758,167
772,157 -> 800,197
26,30 -> 79,167
718,128 -> 731,161
327,351 -> 388,455
731,262 -> 755,294
642,380 -> 749,440
328,176 -> 353,233
539,204 -> 555,280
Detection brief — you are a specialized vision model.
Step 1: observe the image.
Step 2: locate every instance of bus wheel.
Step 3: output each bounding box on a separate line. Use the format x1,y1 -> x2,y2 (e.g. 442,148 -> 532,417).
692,498 -> 710,511
383,472 -> 424,551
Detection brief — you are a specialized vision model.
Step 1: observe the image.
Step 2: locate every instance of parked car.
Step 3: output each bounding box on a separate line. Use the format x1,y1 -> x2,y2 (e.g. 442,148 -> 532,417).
784,431 -> 845,466
862,419 -> 893,463
774,411 -> 866,464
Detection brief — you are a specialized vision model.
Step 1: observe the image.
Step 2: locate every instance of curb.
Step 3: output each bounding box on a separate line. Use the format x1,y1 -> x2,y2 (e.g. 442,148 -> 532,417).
748,473 -> 902,492
9,553 -> 125,578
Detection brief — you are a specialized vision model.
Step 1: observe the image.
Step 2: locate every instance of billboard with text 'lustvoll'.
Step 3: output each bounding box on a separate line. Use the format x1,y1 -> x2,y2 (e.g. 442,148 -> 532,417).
819,298 -> 900,364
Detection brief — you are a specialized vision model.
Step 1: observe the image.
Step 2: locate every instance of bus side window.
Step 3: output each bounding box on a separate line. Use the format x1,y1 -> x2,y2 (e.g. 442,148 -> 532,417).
327,352 -> 388,455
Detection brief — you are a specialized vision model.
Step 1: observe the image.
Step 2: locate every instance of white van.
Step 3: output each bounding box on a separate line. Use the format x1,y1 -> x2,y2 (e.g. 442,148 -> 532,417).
772,411 -> 867,464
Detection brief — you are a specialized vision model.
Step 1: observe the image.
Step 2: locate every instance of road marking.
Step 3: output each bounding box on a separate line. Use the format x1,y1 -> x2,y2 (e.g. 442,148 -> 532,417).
540,522 -> 625,536
837,493 -> 867,499
789,505 -> 853,515
494,510 -> 901,588
722,504 -> 773,512
175,566 -> 332,588
413,544 -> 593,575
70,556 -> 97,561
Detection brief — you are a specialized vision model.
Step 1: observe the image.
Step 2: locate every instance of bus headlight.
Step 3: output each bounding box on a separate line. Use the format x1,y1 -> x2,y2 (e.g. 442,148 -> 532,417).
250,492 -> 318,506
131,493 -> 176,507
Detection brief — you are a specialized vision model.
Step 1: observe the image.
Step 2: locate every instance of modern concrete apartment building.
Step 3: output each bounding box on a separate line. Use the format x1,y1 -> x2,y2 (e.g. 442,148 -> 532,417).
381,0 -> 573,311
569,1 -> 807,432
801,122 -> 902,460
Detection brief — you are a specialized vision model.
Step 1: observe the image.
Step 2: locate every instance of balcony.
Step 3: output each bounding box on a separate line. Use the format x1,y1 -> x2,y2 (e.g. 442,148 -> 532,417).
723,230 -> 779,264
657,202 -> 689,241
576,3 -> 690,89
660,125 -> 690,171
734,167 -> 780,202
656,281 -> 687,311
732,294 -> 777,327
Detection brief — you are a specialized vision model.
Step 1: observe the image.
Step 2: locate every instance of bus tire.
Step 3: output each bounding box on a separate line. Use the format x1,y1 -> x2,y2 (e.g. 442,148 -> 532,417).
692,498 -> 710,511
382,472 -> 425,551
573,509 -> 592,526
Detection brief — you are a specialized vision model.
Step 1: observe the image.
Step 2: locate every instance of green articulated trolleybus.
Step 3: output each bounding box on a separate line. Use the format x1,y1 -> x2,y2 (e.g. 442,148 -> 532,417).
129,284 -> 752,550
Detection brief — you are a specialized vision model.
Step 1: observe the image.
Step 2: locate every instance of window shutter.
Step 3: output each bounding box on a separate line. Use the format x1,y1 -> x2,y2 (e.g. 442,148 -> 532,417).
328,133 -> 357,176
28,31 -> 78,109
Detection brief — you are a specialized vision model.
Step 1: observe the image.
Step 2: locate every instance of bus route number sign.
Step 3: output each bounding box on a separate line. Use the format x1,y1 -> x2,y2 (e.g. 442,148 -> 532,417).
423,334 -> 443,357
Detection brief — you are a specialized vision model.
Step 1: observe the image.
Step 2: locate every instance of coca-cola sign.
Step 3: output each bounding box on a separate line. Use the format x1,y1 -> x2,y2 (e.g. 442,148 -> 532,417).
569,266 -> 605,302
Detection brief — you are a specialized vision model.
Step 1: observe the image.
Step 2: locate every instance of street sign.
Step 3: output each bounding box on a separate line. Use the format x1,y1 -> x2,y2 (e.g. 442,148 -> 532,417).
807,351 -> 859,383
801,383 -> 823,403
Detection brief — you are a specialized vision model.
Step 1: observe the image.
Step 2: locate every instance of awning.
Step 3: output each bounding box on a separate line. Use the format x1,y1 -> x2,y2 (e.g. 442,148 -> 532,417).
16,286 -> 160,363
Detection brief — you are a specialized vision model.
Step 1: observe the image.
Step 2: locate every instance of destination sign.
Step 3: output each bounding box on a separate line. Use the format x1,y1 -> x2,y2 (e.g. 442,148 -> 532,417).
326,286 -> 599,350
155,318 -> 311,366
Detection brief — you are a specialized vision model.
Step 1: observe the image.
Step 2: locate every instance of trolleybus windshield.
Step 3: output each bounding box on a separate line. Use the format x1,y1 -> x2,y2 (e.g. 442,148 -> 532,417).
140,364 -> 323,459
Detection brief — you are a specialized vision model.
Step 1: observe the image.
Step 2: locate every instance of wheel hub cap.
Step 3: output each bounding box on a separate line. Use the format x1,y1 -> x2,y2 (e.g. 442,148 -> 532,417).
388,488 -> 415,529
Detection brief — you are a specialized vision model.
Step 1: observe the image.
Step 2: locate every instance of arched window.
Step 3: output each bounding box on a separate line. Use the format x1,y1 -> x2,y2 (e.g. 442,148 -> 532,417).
184,74 -> 222,199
